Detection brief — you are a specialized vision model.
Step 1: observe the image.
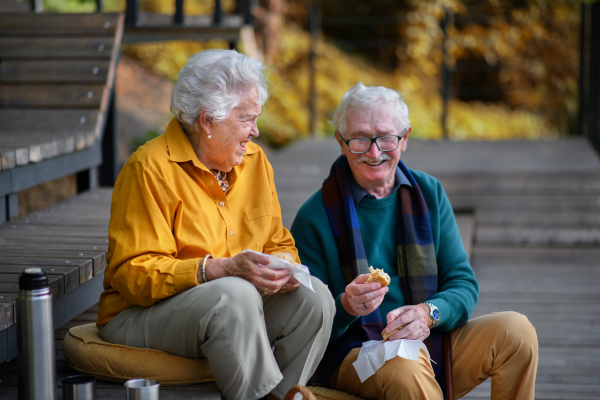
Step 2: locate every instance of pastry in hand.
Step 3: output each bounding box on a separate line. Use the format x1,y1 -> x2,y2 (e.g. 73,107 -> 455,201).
382,324 -> 406,341
366,266 -> 390,287
272,252 -> 295,264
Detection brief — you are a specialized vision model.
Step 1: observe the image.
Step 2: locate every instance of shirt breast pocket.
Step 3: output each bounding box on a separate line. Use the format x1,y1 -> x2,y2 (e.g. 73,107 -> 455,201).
245,206 -> 273,249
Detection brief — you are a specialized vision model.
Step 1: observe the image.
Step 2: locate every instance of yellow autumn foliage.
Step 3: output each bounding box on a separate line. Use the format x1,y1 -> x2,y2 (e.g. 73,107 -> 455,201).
46,0 -> 560,145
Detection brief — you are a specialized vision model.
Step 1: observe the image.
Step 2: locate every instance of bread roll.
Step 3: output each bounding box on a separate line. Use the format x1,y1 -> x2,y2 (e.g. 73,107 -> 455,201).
366,266 -> 390,287
381,324 -> 406,341
272,252 -> 295,264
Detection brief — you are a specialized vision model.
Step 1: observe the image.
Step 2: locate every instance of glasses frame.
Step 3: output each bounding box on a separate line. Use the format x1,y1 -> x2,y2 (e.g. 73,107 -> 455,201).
337,129 -> 408,154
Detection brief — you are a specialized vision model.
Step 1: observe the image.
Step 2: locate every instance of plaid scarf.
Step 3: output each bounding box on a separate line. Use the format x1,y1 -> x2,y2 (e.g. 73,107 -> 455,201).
320,155 -> 447,396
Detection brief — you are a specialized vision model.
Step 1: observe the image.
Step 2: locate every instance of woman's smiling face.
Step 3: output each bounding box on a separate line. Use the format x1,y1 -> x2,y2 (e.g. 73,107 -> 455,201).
199,88 -> 261,172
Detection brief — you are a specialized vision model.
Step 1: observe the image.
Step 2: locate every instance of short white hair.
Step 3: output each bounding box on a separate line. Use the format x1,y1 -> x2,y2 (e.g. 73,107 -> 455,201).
170,49 -> 269,133
331,82 -> 410,136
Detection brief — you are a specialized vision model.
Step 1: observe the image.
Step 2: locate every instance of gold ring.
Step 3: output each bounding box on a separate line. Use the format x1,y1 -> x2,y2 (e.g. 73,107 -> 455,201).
280,286 -> 286,293
264,288 -> 268,296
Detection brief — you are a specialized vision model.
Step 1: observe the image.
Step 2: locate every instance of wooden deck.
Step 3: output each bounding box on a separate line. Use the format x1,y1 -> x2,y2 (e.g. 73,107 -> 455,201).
0,137 -> 599,399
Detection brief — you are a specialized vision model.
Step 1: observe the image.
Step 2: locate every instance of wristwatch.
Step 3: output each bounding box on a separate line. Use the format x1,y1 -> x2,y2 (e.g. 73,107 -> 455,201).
424,302 -> 441,328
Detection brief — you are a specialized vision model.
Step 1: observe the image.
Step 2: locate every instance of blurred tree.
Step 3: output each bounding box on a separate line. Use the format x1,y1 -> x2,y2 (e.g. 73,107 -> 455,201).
254,0 -> 285,64
287,0 -> 580,135
47,0 -> 572,143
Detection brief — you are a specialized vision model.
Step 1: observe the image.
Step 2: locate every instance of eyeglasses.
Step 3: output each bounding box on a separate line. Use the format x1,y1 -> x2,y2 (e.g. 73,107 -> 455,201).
338,129 -> 408,154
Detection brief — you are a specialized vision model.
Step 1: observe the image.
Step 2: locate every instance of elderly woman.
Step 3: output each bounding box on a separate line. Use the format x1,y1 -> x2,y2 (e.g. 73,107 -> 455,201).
96,49 -> 335,400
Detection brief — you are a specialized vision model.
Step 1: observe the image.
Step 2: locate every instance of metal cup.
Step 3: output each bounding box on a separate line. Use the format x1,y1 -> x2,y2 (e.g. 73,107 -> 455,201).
62,375 -> 96,400
124,379 -> 160,400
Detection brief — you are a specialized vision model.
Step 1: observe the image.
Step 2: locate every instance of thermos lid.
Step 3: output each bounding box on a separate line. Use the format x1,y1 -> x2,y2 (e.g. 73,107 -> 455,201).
19,268 -> 48,290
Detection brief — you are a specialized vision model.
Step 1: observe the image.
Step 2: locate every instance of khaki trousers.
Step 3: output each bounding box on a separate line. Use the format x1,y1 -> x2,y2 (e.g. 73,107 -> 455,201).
335,311 -> 539,400
98,276 -> 335,400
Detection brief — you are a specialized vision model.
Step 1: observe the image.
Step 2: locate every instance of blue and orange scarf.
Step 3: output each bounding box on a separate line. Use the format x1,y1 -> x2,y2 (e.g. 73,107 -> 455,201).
320,155 -> 447,396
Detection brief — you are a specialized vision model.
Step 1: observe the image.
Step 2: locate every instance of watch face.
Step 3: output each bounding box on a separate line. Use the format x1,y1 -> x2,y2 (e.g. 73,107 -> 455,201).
432,309 -> 440,321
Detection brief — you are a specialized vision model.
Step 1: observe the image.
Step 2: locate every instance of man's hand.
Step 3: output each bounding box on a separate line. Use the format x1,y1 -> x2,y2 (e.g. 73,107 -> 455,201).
205,252 -> 292,295
341,274 -> 389,316
384,304 -> 431,341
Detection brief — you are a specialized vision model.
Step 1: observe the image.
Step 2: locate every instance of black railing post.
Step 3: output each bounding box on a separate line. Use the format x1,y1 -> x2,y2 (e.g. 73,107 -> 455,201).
588,2 -> 600,153
578,3 -> 588,137
100,88 -> 118,187
174,0 -> 184,25
440,9 -> 453,140
3,194 -> 18,222
95,0 -> 102,12
214,0 -> 223,25
309,3 -> 320,137
125,0 -> 139,26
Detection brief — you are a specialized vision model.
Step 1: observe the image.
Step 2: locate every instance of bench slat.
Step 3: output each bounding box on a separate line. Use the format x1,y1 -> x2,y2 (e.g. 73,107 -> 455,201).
0,236 -> 109,246
0,38 -> 114,58
0,13 -> 121,36
0,250 -> 105,276
0,264 -> 81,294
0,109 -> 98,132
0,60 -> 110,83
0,84 -> 104,107
0,273 -> 66,298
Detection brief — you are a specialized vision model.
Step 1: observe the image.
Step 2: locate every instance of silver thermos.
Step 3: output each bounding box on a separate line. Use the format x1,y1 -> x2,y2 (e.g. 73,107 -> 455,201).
17,267 -> 56,400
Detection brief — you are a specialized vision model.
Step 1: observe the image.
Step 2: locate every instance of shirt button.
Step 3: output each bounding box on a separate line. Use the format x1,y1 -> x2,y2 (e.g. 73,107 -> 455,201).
219,201 -> 225,207
229,230 -> 234,236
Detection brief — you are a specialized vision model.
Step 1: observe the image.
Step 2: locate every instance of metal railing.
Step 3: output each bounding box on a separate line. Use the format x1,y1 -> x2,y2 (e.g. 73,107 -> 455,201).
123,0 -> 255,27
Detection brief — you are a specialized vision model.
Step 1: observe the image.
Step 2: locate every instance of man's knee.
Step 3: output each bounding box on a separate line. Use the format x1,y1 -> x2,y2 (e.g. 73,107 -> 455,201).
375,352 -> 440,398
492,311 -> 538,353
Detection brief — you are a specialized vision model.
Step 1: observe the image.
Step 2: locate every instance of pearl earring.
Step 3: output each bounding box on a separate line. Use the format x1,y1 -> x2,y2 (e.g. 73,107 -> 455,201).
208,134 -> 212,139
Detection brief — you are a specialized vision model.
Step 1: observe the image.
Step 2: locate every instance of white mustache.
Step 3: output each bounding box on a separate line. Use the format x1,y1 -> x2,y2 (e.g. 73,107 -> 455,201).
356,153 -> 391,163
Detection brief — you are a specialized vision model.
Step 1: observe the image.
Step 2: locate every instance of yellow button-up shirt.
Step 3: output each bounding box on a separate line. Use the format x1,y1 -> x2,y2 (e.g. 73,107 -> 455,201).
97,119 -> 299,324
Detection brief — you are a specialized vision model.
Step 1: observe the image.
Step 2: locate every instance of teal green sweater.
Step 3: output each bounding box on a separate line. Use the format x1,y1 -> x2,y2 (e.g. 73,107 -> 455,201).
291,170 -> 479,342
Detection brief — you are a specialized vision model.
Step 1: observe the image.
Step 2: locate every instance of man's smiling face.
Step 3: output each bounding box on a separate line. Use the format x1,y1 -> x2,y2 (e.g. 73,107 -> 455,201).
336,105 -> 409,193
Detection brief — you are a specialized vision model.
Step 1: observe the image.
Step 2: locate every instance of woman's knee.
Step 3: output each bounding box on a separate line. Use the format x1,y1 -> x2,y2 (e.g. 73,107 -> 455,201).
311,277 -> 336,318
274,277 -> 334,335
196,277 -> 263,317
291,277 -> 335,327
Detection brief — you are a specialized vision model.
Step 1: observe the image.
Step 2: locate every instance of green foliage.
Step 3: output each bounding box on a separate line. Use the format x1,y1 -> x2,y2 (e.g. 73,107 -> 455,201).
130,130 -> 161,153
43,0 -> 124,12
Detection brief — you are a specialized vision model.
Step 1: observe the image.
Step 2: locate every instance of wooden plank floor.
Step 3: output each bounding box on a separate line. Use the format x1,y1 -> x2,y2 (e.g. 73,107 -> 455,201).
269,137 -> 600,400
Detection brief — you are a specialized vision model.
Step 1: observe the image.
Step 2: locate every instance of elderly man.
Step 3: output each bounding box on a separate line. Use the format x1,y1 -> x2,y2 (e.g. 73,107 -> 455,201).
97,50 -> 335,400
291,83 -> 538,400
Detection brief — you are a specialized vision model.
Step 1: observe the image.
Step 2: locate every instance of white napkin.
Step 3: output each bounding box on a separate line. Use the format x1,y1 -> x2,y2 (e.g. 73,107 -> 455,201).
243,249 -> 315,292
352,339 -> 429,383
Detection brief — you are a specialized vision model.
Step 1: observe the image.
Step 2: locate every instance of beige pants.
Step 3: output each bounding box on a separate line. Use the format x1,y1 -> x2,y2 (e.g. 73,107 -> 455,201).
98,276 -> 335,400
335,312 -> 539,400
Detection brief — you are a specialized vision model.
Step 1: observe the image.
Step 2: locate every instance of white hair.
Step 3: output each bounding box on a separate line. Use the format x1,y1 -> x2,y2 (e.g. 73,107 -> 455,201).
170,49 -> 269,133
331,82 -> 411,136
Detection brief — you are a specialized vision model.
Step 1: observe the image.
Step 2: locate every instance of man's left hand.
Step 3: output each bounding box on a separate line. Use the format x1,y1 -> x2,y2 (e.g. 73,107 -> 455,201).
384,304 -> 431,342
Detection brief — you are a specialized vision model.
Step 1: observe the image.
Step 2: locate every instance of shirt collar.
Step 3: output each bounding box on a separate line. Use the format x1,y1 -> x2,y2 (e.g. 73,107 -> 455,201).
165,118 -> 260,171
350,165 -> 412,207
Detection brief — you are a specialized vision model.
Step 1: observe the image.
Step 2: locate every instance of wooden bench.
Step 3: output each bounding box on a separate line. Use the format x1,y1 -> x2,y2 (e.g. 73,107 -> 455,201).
0,12 -> 123,363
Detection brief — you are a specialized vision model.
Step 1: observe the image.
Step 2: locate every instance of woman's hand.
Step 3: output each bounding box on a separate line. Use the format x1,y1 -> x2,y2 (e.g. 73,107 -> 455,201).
384,304 -> 431,342
280,275 -> 301,294
205,252 -> 292,295
341,274 -> 388,317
